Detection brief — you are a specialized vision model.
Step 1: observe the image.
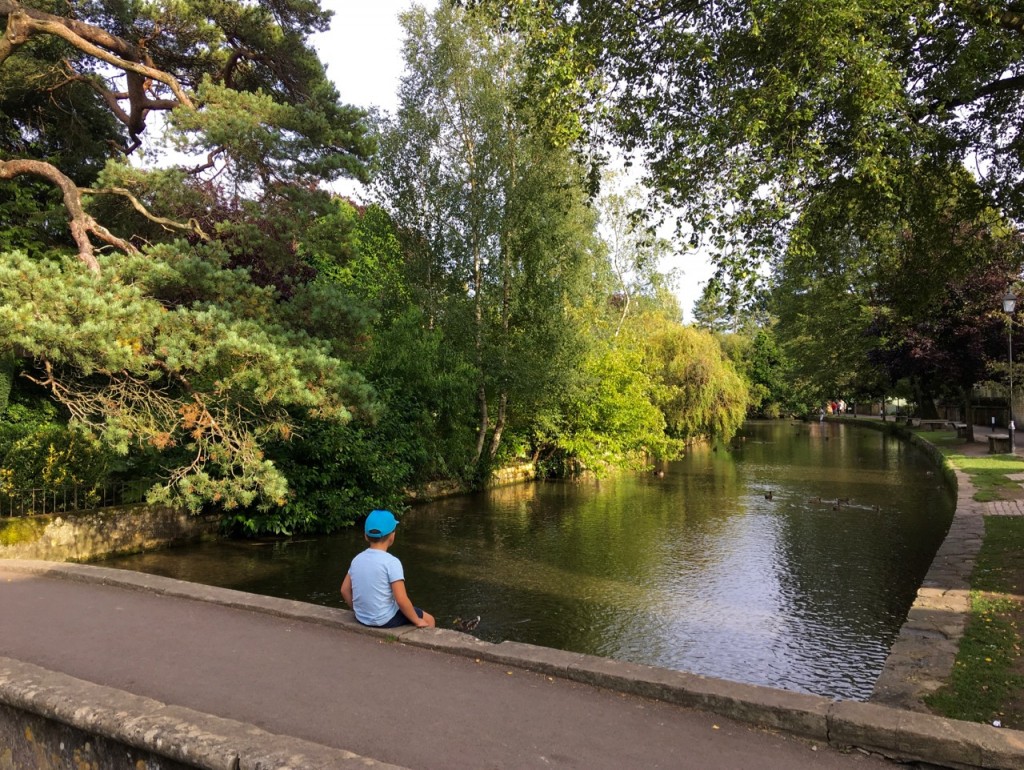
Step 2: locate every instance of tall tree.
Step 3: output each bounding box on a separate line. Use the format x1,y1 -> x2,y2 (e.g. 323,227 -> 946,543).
375,3 -> 598,470
597,177 -> 673,338
0,0 -> 373,270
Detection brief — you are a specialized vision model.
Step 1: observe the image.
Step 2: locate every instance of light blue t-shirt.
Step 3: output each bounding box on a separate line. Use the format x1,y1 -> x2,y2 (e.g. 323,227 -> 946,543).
348,548 -> 404,626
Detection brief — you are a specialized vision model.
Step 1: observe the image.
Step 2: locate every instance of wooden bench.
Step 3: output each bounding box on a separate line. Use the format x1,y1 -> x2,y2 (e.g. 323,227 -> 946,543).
989,434 -> 1013,453
954,423 -> 968,439
917,419 -> 954,431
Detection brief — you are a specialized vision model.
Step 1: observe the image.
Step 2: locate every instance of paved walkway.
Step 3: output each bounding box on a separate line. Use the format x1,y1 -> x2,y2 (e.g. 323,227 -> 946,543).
0,561 -> 896,770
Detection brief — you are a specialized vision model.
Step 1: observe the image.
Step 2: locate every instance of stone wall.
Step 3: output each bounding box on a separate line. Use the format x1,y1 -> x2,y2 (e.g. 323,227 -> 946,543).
0,504 -> 221,562
0,654 -> 382,770
0,702 -> 194,770
405,462 -> 537,504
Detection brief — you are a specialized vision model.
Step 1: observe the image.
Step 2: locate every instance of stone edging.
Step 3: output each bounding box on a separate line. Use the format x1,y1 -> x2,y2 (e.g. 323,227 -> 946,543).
1,559 -> 1021,770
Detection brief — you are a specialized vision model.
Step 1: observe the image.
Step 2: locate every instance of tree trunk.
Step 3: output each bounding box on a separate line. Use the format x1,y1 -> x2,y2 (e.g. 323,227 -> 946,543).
964,387 -> 976,442
488,391 -> 507,459
474,382 -> 489,463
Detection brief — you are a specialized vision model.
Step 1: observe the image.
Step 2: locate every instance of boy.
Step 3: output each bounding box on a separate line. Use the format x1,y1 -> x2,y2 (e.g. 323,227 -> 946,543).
340,509 -> 436,629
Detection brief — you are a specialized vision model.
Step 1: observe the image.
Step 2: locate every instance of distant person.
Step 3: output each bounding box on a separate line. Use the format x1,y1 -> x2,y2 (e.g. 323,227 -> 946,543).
340,509 -> 435,629
992,416 -> 997,433
819,407 -> 825,423
838,399 -> 846,414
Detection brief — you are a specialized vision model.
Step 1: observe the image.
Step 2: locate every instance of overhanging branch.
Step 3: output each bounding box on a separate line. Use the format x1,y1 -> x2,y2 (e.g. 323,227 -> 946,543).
81,187 -> 211,241
0,158 -> 138,272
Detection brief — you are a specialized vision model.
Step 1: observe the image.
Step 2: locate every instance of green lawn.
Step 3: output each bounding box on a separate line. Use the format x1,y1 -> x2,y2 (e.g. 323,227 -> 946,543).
926,517 -> 1024,727
932,438 -> 1024,502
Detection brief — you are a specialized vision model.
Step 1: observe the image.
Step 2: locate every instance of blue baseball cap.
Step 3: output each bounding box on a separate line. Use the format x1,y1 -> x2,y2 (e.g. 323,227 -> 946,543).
365,509 -> 398,537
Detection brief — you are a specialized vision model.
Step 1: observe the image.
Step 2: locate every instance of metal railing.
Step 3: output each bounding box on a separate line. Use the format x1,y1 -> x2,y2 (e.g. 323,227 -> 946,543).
0,480 -> 154,518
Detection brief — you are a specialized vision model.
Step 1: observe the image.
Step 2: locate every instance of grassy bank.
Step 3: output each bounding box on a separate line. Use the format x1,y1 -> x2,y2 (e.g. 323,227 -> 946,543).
920,432 -> 1024,727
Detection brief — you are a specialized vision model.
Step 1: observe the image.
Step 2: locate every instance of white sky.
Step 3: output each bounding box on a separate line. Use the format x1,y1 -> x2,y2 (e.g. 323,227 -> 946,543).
313,0 -> 714,322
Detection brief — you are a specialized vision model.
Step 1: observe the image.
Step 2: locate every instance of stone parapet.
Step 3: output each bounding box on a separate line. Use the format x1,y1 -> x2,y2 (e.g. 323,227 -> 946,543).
0,656 -> 403,770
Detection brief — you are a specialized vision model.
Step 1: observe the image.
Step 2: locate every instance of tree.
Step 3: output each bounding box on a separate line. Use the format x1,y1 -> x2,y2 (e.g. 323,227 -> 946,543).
770,162 -> 1023,429
475,0 -> 1024,294
635,313 -> 749,442
0,1 -> 378,517
1,0 -> 373,270
0,248 -> 375,512
375,3 -> 599,472
596,177 -> 673,337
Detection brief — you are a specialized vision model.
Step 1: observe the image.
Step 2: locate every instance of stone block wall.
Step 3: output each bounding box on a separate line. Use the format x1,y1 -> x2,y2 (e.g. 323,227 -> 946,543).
0,504 -> 221,562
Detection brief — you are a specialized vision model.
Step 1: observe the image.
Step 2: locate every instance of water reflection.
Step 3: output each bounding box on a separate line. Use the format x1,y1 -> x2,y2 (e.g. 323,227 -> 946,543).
101,421 -> 954,700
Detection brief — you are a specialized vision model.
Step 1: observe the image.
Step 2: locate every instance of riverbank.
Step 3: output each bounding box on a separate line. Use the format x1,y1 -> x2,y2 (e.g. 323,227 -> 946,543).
906,429 -> 1024,728
834,415 -> 1024,728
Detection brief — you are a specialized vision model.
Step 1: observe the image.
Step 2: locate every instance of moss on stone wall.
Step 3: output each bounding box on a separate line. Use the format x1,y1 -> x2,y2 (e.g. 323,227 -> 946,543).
0,516 -> 47,546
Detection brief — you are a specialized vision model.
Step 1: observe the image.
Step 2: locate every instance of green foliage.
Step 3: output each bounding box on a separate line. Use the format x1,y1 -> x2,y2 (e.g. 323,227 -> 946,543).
484,0 -> 1024,306
0,0 -> 788,536
0,248 -> 374,514
168,78 -> 373,186
377,3 -> 603,469
0,382 -> 112,494
639,318 -> 750,442
534,342 -> 673,476
732,328 -> 809,418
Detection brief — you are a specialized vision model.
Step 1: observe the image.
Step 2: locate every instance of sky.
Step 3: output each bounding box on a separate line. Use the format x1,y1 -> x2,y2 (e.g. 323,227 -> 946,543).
312,1 -> 715,322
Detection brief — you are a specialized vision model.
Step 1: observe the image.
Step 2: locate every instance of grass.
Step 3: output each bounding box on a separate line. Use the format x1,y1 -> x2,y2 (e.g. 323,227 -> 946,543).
925,517 -> 1024,727
916,434 -> 1024,725
932,438 -> 1024,502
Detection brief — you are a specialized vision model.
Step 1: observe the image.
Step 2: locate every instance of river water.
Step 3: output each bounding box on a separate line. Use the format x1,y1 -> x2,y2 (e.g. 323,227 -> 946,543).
101,420 -> 955,700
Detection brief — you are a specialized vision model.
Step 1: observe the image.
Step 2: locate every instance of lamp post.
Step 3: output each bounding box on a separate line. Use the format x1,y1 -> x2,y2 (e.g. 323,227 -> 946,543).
1003,290 -> 1018,452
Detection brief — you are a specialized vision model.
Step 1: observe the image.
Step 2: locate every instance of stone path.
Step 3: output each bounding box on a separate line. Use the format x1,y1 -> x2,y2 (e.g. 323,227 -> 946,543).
982,500 -> 1024,516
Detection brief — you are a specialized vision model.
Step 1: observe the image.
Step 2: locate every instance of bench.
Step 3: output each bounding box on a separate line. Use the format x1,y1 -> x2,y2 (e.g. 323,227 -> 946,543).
989,434 -> 1013,454
917,419 -> 954,431
954,423 -> 968,439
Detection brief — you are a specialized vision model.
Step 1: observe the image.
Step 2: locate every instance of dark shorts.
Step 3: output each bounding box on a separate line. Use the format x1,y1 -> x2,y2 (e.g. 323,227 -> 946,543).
376,607 -> 424,628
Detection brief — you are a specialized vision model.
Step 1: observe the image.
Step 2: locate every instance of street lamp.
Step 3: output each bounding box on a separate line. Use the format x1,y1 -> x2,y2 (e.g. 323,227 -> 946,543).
1004,290 -> 1018,452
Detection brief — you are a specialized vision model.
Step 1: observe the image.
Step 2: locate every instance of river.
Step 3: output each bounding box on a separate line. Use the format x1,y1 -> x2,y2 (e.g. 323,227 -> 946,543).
101,420 -> 955,700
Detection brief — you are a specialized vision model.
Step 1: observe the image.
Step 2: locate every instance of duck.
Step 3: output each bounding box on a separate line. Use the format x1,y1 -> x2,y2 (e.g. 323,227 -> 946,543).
807,496 -> 821,503
764,491 -> 774,500
453,615 -> 481,633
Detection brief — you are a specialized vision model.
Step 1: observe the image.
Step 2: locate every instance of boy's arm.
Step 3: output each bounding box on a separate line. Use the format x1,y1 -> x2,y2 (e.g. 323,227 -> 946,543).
391,580 -> 428,628
340,572 -> 353,607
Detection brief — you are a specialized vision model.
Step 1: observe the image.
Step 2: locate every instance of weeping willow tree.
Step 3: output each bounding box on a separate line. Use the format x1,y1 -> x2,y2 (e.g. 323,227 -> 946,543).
638,315 -> 749,442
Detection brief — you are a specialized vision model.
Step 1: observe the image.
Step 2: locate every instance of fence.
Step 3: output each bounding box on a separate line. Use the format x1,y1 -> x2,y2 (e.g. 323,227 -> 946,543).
0,480 -> 153,518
